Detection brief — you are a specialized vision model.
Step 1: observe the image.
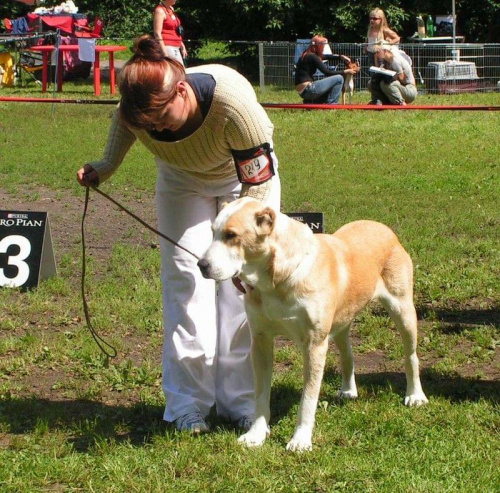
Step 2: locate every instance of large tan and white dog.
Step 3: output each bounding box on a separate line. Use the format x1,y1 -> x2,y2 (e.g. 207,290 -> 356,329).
198,197 -> 428,451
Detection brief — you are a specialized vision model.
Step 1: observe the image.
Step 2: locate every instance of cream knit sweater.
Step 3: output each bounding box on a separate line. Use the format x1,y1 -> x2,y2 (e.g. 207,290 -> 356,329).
90,64 -> 275,200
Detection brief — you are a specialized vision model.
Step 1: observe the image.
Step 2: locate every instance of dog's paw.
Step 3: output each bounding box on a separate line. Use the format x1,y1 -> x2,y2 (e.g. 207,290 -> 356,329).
286,437 -> 312,452
237,428 -> 269,448
337,389 -> 358,400
286,427 -> 313,452
404,393 -> 429,407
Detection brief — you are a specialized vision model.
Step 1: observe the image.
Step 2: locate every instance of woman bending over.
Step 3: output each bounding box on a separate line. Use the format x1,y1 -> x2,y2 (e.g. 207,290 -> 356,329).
76,35 -> 281,434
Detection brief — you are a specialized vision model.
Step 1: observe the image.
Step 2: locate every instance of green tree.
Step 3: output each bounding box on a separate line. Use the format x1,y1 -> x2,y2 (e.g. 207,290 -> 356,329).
2,0 -> 499,42
75,0 -> 153,38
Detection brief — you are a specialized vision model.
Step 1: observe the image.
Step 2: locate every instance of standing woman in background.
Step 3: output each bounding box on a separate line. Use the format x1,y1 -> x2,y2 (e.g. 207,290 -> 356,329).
153,0 -> 187,65
365,8 -> 400,67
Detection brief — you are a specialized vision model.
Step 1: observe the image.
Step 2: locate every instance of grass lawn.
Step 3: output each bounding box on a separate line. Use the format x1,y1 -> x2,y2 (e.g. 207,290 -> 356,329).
0,77 -> 499,491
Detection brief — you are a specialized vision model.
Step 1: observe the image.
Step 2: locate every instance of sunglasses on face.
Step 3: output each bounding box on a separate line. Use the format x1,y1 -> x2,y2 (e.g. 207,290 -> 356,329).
370,17 -> 381,20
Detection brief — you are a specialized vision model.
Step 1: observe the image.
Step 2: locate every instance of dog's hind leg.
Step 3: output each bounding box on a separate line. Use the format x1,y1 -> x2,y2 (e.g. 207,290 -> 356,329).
238,332 -> 273,448
377,247 -> 428,406
379,290 -> 429,407
333,324 -> 358,400
286,337 -> 329,452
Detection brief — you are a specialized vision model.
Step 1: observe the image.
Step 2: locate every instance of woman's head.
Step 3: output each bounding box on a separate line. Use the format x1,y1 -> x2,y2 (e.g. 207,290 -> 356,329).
368,8 -> 389,32
119,35 -> 186,129
376,43 -> 394,61
304,35 -> 329,59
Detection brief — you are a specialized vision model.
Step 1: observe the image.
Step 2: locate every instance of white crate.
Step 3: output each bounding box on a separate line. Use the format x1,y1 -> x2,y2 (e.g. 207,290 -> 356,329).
428,61 -> 478,80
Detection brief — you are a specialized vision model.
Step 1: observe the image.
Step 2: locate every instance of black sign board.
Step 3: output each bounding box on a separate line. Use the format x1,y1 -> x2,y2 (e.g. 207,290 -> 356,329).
286,212 -> 324,234
0,211 -> 57,289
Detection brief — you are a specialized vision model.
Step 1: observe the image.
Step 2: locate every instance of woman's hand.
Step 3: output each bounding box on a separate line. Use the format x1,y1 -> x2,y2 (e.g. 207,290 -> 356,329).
395,72 -> 406,83
340,55 -> 351,64
344,68 -> 357,75
76,164 -> 99,187
181,42 -> 188,59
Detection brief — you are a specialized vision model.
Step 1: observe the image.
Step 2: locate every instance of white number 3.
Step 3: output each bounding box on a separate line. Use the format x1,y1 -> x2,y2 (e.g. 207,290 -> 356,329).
0,235 -> 31,287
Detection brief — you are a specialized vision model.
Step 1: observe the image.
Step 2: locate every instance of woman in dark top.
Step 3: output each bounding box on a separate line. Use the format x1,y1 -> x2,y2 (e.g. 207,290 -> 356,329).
295,35 -> 356,104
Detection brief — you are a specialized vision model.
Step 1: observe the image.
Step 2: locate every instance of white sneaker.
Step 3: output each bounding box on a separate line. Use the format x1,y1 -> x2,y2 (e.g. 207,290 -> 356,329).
175,412 -> 209,434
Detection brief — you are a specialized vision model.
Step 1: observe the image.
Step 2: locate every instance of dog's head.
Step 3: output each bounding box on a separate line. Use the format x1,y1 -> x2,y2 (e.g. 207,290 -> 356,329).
346,60 -> 361,73
198,197 -> 276,282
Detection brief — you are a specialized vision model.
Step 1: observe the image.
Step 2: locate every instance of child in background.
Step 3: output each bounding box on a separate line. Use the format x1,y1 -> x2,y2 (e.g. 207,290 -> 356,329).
365,8 -> 400,67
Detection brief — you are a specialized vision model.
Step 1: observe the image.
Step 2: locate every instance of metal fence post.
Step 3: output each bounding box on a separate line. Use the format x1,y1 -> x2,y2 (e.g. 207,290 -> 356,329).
258,42 -> 265,91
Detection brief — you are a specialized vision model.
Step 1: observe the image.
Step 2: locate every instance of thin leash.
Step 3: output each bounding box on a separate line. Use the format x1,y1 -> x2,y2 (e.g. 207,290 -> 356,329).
81,186 -> 200,358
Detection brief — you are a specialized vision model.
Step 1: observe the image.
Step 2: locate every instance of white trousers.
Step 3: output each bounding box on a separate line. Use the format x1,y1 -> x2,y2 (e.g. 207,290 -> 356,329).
155,158 -> 281,422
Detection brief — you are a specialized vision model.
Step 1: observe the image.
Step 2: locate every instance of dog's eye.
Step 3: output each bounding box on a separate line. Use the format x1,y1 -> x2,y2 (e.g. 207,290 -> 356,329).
224,231 -> 237,241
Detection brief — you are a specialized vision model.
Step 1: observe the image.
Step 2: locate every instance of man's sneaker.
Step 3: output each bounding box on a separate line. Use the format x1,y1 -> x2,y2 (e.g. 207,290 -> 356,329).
367,99 -> 383,105
175,412 -> 209,434
235,415 -> 253,432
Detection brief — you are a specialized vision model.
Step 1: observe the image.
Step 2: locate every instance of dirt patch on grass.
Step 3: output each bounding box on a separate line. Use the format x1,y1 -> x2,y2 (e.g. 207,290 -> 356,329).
0,185 -> 158,266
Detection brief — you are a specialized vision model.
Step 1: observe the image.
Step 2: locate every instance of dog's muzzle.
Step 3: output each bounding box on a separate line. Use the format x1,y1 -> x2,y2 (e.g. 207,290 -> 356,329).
197,258 -> 211,279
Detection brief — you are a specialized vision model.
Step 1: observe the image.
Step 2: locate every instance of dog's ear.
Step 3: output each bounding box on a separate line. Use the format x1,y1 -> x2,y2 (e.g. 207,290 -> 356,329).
255,207 -> 275,236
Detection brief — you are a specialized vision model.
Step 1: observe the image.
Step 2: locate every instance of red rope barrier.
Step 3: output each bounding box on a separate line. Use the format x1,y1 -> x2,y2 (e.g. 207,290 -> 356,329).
1,97 -> 499,111
261,103 -> 500,111
0,97 -> 118,104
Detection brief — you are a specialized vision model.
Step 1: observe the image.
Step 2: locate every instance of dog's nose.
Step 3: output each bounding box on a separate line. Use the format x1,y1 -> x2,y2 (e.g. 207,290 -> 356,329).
197,258 -> 210,278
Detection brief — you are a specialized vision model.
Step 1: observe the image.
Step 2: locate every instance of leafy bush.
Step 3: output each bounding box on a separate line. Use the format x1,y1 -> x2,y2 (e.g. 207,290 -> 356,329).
2,1 -> 500,43
76,0 -> 153,39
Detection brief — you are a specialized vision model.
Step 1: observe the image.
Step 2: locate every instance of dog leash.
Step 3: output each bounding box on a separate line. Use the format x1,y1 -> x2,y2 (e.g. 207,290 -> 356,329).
81,186 -> 200,358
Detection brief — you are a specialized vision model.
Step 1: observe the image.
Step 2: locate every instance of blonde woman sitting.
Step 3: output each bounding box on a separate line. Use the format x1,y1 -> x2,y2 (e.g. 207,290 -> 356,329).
368,44 -> 417,106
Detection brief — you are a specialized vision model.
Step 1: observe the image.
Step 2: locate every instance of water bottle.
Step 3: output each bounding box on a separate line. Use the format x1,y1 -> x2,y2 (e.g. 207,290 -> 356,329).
426,16 -> 434,38
417,16 -> 425,38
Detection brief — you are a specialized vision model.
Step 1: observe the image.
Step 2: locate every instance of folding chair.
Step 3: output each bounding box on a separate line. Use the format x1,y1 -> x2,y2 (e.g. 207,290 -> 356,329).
0,51 -> 15,87
18,50 -> 44,86
2,16 -> 29,35
74,17 -> 104,38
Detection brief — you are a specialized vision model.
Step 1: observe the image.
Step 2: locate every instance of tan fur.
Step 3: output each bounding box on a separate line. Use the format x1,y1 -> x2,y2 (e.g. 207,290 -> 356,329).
198,198 -> 428,451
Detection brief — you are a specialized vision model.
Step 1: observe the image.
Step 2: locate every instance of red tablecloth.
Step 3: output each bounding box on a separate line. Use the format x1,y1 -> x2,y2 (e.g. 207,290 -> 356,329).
26,13 -> 87,35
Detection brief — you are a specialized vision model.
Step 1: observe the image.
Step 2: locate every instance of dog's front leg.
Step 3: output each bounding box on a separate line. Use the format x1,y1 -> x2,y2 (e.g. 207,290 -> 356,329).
238,332 -> 273,448
286,337 -> 329,452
